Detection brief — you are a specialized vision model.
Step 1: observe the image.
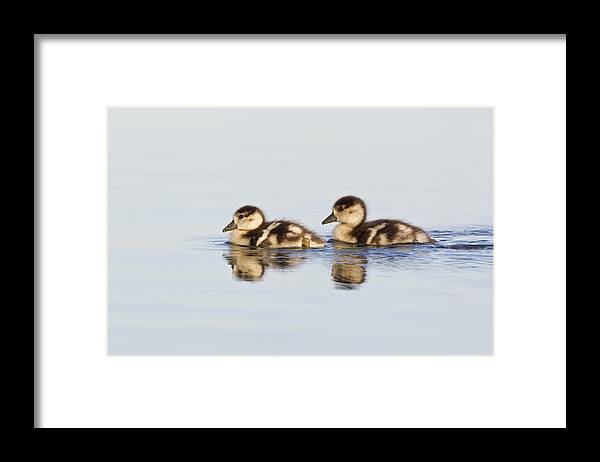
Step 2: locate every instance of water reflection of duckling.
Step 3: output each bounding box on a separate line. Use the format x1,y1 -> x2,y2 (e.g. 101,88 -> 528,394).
322,196 -> 433,245
331,242 -> 367,289
223,245 -> 308,281
222,205 -> 326,249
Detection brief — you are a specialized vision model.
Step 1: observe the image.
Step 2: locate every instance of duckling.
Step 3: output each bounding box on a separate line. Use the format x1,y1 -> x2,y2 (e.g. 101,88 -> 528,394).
321,196 -> 433,245
222,205 -> 326,248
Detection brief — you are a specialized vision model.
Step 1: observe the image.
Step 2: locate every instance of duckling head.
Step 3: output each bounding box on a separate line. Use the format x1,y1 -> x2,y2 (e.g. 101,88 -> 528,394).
222,205 -> 265,232
322,196 -> 366,227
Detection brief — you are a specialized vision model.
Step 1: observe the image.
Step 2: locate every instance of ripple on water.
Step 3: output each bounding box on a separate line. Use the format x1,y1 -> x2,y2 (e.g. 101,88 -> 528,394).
183,226 -> 493,284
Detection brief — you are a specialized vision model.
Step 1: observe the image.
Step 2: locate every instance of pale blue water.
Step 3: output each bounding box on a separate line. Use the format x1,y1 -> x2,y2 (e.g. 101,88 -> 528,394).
108,108 -> 493,355
109,226 -> 492,354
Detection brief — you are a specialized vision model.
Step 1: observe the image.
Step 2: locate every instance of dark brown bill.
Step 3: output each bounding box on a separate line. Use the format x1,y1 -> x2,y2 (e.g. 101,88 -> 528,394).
321,213 -> 337,225
222,220 -> 237,232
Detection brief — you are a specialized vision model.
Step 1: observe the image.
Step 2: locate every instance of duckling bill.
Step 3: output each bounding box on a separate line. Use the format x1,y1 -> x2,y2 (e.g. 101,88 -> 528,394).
223,205 -> 326,248
322,196 -> 433,245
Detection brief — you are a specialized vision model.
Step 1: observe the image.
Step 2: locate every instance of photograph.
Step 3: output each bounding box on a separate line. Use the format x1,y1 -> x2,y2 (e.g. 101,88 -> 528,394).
108,108 -> 493,355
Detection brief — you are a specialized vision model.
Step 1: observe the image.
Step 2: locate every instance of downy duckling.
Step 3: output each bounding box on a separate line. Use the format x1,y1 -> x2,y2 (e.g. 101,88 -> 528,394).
222,205 -> 326,248
321,196 -> 433,245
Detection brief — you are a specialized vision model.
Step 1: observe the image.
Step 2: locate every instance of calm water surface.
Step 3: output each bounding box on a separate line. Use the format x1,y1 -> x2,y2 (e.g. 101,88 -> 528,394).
109,226 -> 493,355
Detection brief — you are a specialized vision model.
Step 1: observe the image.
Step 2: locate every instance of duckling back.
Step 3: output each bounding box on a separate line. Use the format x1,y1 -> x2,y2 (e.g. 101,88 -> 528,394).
356,220 -> 433,245
253,221 -> 325,248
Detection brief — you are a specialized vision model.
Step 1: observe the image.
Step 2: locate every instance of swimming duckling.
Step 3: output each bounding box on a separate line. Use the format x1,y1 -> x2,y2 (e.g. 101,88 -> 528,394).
222,205 -> 326,248
321,196 -> 433,245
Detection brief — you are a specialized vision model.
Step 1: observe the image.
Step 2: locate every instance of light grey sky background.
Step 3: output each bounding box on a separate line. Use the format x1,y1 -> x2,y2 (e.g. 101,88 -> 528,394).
109,108 -> 492,244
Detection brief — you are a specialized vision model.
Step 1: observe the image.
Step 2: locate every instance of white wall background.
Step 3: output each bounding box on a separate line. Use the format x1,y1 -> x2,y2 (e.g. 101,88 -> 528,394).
38,36 -> 566,428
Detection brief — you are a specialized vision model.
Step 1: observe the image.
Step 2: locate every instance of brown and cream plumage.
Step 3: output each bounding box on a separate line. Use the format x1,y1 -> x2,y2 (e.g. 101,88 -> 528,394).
222,205 -> 326,248
321,196 -> 433,245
